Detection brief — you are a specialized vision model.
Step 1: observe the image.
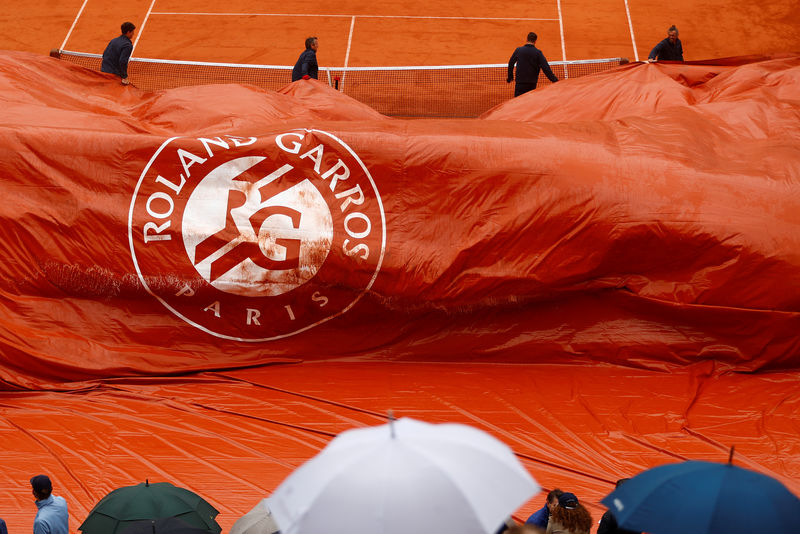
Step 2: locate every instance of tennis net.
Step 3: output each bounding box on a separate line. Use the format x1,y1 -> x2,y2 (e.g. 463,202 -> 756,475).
52,49 -> 623,118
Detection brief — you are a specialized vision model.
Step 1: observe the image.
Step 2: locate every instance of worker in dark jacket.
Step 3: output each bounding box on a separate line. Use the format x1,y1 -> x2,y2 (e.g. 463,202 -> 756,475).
507,32 -> 559,97
292,37 -> 319,81
648,25 -> 684,61
101,21 -> 136,85
597,479 -> 642,534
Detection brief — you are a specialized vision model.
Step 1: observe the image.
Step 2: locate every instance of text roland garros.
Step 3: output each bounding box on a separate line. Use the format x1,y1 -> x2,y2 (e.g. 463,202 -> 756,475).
129,130 -> 386,341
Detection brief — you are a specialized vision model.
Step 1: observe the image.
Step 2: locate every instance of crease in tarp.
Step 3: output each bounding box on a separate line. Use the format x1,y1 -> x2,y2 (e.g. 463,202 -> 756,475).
0,51 -> 799,532
2,362 -> 798,532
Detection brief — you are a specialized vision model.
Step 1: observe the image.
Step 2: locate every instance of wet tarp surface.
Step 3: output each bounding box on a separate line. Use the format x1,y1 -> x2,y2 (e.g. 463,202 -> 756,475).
0,51 -> 798,532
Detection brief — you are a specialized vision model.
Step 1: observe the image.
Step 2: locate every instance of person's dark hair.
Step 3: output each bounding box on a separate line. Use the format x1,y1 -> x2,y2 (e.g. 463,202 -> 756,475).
668,25 -> 678,35
496,518 -> 517,534
527,32 -> 538,43
305,36 -> 318,50
30,475 -> 53,499
547,488 -> 564,504
507,524 -> 545,534
551,500 -> 593,533
121,22 -> 136,34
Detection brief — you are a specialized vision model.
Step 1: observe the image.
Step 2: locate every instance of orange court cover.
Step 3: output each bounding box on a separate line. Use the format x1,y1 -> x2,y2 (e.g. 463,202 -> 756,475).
0,50 -> 798,533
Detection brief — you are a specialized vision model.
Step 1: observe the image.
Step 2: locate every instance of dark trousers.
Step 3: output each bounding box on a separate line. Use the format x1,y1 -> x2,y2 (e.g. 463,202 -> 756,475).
514,82 -> 537,97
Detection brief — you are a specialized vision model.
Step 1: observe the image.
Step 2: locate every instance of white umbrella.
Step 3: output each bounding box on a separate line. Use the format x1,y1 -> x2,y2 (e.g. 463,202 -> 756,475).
230,498 -> 280,534
270,417 -> 539,534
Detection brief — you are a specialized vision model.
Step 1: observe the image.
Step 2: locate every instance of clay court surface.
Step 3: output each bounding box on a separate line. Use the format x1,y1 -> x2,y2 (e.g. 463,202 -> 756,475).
2,0 -> 799,66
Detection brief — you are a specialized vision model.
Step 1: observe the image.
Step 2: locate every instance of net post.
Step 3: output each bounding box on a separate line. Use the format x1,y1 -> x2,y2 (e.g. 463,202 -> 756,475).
49,49 -> 61,59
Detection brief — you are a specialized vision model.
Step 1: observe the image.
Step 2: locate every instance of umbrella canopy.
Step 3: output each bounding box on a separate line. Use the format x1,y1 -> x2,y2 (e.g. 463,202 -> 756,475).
119,516 -> 212,534
269,417 -> 539,534
601,460 -> 800,534
230,498 -> 280,534
79,481 -> 222,534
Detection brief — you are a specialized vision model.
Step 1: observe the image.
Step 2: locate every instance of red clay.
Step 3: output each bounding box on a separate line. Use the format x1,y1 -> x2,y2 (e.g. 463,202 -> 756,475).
2,1 -> 798,64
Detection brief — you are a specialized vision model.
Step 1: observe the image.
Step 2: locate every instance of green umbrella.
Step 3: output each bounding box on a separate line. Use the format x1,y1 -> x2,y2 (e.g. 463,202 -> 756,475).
79,480 -> 222,534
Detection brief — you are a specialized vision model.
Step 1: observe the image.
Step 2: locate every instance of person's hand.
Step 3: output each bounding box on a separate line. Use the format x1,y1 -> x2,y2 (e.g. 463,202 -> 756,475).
506,77 -> 512,83
302,75 -> 310,80
121,78 -> 130,85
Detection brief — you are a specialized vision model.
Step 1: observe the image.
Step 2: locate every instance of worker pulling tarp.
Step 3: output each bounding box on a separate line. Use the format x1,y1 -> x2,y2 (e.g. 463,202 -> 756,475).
0,51 -> 799,387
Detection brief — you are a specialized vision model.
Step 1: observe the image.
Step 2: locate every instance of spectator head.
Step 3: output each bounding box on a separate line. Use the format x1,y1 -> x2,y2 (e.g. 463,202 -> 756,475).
558,492 -> 580,509
495,517 -> 517,534
546,488 -> 564,511
507,523 -> 545,534
527,32 -> 538,43
552,493 -> 592,533
305,37 -> 319,50
667,25 -> 679,43
121,22 -> 136,35
30,474 -> 52,500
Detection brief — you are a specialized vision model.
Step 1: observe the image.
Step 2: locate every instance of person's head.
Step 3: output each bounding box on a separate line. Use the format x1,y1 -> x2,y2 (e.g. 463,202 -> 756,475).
527,32 -> 538,44
495,517 -> 516,534
30,475 -> 52,501
121,21 -> 136,37
546,488 -> 564,512
551,492 -> 593,533
305,37 -> 319,51
558,492 -> 579,510
506,523 -> 545,534
667,25 -> 679,44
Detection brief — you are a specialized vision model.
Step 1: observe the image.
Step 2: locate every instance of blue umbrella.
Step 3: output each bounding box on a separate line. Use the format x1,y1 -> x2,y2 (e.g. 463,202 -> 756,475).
600,459 -> 800,534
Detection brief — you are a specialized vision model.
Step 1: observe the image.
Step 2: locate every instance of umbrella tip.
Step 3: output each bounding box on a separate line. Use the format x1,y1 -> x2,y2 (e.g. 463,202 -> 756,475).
388,410 -> 396,438
728,445 -> 735,465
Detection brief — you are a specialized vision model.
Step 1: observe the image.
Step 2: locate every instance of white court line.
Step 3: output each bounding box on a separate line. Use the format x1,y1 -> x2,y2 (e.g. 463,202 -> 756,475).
623,0 -> 640,61
556,0 -> 567,75
133,0 -> 159,55
150,12 -> 559,21
59,0 -> 89,51
339,16 -> 356,92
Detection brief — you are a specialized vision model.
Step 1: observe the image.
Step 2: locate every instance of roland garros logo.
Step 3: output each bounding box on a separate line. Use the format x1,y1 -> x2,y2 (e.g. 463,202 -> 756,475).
129,130 -> 385,341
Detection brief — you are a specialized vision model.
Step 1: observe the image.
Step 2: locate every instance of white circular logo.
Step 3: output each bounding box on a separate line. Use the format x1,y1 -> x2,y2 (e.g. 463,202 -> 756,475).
129,130 -> 385,341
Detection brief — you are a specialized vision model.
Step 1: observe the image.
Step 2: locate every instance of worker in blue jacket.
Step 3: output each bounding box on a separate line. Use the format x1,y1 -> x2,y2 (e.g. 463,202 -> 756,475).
101,21 -> 136,85
648,25 -> 684,61
507,32 -> 559,97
